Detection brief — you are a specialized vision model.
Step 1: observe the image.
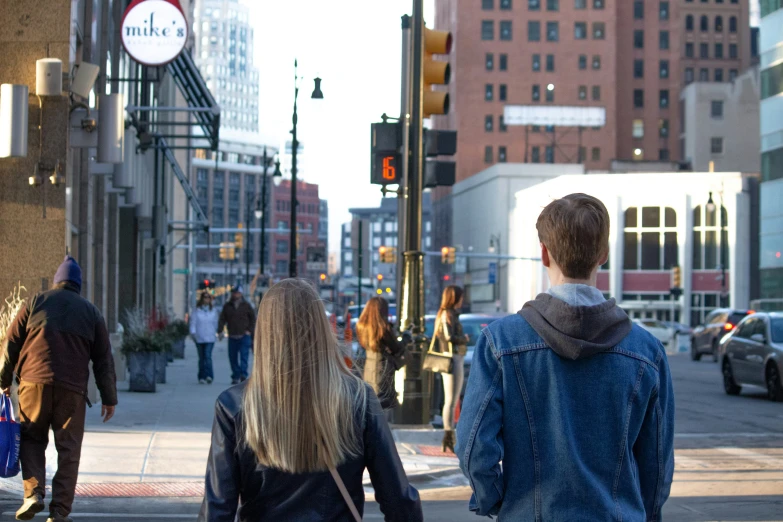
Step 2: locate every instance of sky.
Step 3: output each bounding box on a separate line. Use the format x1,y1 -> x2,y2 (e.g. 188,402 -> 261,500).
244,0 -> 435,257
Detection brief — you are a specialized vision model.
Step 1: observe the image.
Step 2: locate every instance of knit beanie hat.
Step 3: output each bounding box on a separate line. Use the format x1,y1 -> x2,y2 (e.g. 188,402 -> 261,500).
54,255 -> 82,291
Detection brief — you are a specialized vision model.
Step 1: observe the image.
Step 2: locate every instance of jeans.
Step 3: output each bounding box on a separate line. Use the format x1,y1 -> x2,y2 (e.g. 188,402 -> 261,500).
228,335 -> 251,381
196,343 -> 214,381
441,354 -> 464,430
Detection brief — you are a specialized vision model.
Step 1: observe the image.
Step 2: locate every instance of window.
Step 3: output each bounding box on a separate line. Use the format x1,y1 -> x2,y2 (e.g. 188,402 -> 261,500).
711,100 -> 723,118
485,53 -> 494,71
634,89 -> 644,108
729,43 -> 738,59
546,54 -> 555,71
715,68 -> 724,82
276,240 -> 288,254
700,68 -> 709,81
499,115 -> 508,132
533,54 -> 541,71
634,30 -> 644,49
579,85 -> 587,100
624,206 -> 679,270
484,145 -> 493,163
500,21 -> 513,40
715,43 -> 724,59
578,55 -> 587,69
659,90 -> 669,108
498,146 -> 508,162
529,0 -> 541,9
499,84 -> 507,101
532,84 -> 541,101
700,43 -> 709,59
692,205 -> 729,272
532,146 -> 541,162
592,86 -> 601,100
594,0 -> 604,8
593,22 -> 605,39
528,21 -> 541,41
659,2 -> 669,20
729,16 -> 737,33
547,22 -> 559,41
545,146 -> 555,163
483,0 -> 494,8
547,0 -> 559,10
633,119 -> 644,138
592,147 -> 601,161
686,15 -> 694,31
499,53 -> 508,70
482,20 -> 495,40
485,84 -> 494,101
715,16 -> 723,32
545,86 -> 554,102
659,119 -> 669,137
729,69 -> 738,81
592,55 -> 601,69
685,43 -> 694,58
485,114 -> 494,132
700,15 -> 708,32
575,22 -> 587,40
659,60 -> 669,78
634,59 -> 644,78
575,0 -> 586,8
762,62 -> 783,99
711,137 -> 724,154
659,149 -> 670,161
500,0 -> 512,9
634,1 -> 644,19
659,31 -> 669,50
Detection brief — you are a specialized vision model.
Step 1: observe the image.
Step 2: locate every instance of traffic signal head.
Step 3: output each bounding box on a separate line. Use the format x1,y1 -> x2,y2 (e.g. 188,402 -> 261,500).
320,273 -> 327,282
423,129 -> 457,188
379,246 -> 396,263
672,265 -> 682,288
370,122 -> 402,186
441,246 -> 456,264
377,274 -> 384,281
235,223 -> 244,249
423,26 -> 453,117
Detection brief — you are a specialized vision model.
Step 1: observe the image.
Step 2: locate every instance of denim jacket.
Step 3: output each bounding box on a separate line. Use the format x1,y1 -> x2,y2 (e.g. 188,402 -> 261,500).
456,291 -> 675,521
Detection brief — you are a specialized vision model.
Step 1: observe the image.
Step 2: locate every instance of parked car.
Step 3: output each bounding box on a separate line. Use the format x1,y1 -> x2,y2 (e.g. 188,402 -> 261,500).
633,319 -> 675,346
339,303 -> 397,327
692,308 -> 755,362
662,321 -> 693,337
719,312 -> 783,401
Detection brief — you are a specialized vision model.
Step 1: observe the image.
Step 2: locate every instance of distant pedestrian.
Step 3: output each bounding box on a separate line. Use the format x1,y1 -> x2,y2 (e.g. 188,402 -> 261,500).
457,194 -> 675,520
199,279 -> 422,522
190,292 -> 219,384
218,286 -> 255,384
357,297 -> 406,414
0,256 -> 117,522
434,285 -> 469,454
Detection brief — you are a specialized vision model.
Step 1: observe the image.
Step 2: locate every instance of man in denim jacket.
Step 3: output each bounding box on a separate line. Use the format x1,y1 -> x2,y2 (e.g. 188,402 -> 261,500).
457,194 -> 674,521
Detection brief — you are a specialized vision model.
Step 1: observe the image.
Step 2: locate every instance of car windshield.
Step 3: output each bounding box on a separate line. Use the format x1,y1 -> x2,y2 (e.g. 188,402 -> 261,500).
771,319 -> 783,343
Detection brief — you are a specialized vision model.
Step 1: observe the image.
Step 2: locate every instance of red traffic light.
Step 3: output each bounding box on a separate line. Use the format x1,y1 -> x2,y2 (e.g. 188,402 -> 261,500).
443,274 -> 451,281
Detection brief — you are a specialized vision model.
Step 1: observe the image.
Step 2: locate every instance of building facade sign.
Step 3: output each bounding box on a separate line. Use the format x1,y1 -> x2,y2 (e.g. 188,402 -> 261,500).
121,0 -> 188,66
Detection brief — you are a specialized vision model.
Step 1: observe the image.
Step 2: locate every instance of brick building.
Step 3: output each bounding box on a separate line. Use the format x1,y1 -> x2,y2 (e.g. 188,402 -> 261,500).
270,180 -> 324,280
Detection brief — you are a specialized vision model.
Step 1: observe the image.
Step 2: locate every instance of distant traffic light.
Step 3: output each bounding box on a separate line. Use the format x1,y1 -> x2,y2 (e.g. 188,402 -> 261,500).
441,246 -> 456,264
320,273 -> 327,282
219,242 -> 236,261
672,265 -> 681,288
379,246 -> 397,263
423,26 -> 452,118
235,223 -> 244,249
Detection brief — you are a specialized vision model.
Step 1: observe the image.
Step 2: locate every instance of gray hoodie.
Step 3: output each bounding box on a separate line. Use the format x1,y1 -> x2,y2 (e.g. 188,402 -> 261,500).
519,284 -> 632,360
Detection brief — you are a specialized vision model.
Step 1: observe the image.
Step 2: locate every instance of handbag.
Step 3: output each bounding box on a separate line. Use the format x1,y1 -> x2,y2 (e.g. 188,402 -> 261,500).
0,394 -> 21,478
422,319 -> 454,374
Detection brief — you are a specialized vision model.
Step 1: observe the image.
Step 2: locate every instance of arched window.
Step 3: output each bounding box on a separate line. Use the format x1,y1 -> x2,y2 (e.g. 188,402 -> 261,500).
729,16 -> 737,33
686,15 -> 694,31
715,16 -> 723,32
692,204 -> 729,271
700,15 -> 709,32
623,207 -> 678,270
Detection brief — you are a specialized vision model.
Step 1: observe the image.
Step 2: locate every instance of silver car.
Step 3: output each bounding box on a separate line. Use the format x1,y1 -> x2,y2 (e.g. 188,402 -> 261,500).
719,312 -> 783,402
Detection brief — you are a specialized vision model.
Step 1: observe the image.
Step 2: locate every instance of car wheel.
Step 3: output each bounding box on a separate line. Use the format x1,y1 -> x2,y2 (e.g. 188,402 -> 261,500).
766,363 -> 783,402
722,359 -> 742,396
712,339 -> 719,363
691,339 -> 702,361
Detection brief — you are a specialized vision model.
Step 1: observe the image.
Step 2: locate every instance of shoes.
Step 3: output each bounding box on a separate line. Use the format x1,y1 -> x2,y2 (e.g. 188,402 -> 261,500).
198,379 -> 206,384
442,430 -> 456,454
15,494 -> 44,520
46,510 -> 73,522
231,379 -> 240,385
206,377 -> 213,384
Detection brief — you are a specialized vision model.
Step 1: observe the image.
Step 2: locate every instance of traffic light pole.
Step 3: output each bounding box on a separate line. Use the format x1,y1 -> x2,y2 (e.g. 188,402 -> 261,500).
289,61 -> 300,279
397,15 -> 412,313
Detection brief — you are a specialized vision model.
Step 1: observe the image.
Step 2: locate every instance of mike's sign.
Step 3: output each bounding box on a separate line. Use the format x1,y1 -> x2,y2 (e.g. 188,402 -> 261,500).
121,0 -> 188,66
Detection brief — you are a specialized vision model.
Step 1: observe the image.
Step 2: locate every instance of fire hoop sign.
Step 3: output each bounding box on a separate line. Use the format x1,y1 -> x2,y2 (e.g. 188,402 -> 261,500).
121,0 -> 188,66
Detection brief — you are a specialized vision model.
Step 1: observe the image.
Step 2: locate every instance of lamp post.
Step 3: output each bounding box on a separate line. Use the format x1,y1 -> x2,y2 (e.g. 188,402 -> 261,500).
287,59 -> 324,278
706,191 -> 727,306
489,234 -> 501,311
255,147 -> 274,293
244,192 -> 262,288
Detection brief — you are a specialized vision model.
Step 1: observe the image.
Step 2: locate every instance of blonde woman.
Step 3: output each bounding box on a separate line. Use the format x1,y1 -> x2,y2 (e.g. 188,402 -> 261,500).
199,279 -> 422,522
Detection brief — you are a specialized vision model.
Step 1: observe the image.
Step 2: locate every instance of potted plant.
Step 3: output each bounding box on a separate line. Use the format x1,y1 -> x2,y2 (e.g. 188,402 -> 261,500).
151,331 -> 172,385
122,309 -> 163,392
167,319 -> 189,359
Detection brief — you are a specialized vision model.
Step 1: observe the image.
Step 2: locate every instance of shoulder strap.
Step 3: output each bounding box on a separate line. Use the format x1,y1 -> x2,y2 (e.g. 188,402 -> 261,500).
329,466 -> 362,522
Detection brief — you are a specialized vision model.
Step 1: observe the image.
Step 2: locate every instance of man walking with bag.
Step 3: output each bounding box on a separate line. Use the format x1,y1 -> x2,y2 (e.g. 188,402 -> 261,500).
218,286 -> 256,384
457,194 -> 674,521
0,256 -> 117,522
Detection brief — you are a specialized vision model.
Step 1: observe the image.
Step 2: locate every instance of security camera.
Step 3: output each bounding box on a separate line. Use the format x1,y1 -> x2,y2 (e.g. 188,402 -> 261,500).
70,62 -> 100,99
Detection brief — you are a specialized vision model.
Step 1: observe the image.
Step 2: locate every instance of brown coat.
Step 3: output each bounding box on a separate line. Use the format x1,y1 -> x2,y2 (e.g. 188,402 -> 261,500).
218,298 -> 256,338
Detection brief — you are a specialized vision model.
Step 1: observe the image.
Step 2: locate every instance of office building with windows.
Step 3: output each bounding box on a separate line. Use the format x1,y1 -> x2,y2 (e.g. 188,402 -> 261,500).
269,180 -> 324,281
759,0 -> 783,297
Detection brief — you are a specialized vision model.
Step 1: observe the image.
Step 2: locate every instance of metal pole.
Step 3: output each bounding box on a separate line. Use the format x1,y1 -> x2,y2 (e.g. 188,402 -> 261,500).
720,191 -> 727,306
397,14 -> 412,320
497,233 -> 502,312
358,220 -> 364,315
259,147 -> 268,289
245,193 -> 251,289
289,60 -> 300,279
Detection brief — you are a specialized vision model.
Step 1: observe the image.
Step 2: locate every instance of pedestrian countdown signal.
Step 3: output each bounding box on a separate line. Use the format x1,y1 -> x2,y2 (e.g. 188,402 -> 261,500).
372,153 -> 401,185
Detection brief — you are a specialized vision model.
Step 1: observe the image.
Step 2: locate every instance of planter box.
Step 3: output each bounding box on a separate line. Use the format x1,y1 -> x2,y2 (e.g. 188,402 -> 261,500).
127,352 -> 157,393
172,338 -> 186,359
155,352 -> 167,384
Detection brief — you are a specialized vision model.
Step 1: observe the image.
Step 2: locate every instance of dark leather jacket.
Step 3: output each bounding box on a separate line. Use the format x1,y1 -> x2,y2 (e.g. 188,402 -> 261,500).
362,329 -> 405,410
435,309 -> 469,357
199,382 -> 423,522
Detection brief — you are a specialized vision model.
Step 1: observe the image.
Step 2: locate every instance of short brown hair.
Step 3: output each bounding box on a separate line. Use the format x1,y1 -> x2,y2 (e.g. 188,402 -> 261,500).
536,193 -> 610,279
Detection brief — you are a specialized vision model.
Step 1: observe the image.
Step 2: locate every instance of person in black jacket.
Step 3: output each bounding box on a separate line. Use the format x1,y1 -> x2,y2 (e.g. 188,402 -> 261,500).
199,279 -> 422,522
1,256 -> 117,522
356,297 -> 405,414
217,286 -> 256,384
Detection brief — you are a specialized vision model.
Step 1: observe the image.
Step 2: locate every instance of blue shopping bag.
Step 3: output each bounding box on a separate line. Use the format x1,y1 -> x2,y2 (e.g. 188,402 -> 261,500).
0,394 -> 21,477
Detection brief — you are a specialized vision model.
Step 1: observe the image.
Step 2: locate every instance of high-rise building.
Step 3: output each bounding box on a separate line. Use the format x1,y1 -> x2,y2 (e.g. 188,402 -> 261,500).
193,0 -> 259,132
759,0 -> 783,297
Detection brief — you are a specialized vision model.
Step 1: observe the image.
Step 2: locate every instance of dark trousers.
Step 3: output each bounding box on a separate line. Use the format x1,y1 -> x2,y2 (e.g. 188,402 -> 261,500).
228,335 -> 251,380
196,343 -> 215,380
18,382 -> 86,516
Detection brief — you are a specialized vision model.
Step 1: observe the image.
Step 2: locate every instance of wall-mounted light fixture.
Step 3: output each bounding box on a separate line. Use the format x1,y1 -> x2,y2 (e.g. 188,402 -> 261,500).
0,84 -> 29,158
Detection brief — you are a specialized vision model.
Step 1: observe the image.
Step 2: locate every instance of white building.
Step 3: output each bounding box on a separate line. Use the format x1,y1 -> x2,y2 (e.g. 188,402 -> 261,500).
508,172 -> 756,326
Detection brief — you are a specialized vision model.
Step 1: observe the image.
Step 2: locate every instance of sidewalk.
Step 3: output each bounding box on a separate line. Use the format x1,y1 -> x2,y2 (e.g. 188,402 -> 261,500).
0,339 -> 461,500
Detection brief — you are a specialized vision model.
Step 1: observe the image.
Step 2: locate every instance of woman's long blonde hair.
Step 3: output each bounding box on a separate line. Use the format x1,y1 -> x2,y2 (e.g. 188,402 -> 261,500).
356,297 -> 390,353
242,279 -> 366,473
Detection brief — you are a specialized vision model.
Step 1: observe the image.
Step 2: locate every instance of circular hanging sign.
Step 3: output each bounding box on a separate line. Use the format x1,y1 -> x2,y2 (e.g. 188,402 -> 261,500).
121,0 -> 188,66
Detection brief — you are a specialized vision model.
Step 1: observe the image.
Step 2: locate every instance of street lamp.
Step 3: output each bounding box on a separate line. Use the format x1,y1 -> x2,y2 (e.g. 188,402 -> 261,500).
489,234 -> 501,311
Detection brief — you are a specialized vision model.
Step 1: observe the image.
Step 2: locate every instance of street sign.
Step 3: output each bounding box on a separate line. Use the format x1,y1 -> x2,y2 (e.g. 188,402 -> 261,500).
306,245 -> 327,272
121,0 -> 188,67
488,262 -> 497,284
173,268 -> 189,275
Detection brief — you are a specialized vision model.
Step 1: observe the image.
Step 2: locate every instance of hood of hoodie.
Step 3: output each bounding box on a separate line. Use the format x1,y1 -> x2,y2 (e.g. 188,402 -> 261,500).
519,292 -> 632,360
